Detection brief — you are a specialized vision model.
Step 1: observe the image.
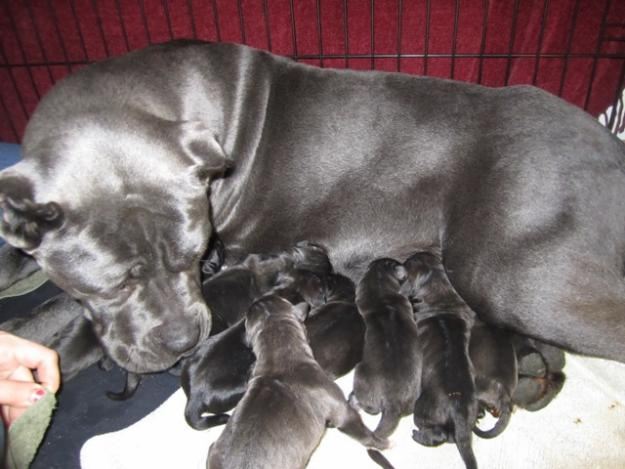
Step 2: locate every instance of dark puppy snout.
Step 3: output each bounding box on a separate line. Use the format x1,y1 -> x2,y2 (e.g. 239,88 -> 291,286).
153,323 -> 200,354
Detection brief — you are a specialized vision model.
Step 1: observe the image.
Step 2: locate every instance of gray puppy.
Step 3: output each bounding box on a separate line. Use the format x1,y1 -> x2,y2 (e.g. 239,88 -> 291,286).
306,273 -> 363,380
403,252 -> 478,469
469,323 -> 518,439
182,273 -> 362,429
207,294 -> 387,469
203,241 -> 331,331
350,258 -> 421,439
181,319 -> 253,429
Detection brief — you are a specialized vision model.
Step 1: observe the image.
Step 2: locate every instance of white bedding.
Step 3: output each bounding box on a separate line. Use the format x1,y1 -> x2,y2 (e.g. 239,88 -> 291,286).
81,354 -> 625,469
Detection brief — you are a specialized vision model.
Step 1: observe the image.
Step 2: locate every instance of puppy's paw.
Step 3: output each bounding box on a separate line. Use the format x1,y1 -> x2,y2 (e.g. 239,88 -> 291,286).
348,392 -> 361,410
370,435 -> 390,451
513,372 -> 566,411
517,350 -> 547,377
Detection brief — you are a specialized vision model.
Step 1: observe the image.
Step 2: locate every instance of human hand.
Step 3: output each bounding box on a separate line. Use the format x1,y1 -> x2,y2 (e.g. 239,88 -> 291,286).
0,331 -> 60,426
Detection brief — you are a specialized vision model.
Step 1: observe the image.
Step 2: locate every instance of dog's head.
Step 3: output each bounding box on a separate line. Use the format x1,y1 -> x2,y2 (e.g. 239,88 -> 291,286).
245,294 -> 309,347
401,251 -> 444,298
0,111 -> 231,373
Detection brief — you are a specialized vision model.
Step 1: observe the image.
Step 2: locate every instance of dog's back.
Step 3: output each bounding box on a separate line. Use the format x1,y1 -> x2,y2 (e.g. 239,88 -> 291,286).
208,294 -> 387,468
182,320 -> 255,430
352,258 -> 421,437
413,314 -> 478,469
207,295 -> 330,468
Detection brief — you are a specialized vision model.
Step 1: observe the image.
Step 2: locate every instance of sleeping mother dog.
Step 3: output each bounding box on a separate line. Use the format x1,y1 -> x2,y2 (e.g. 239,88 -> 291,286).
0,40 -> 625,373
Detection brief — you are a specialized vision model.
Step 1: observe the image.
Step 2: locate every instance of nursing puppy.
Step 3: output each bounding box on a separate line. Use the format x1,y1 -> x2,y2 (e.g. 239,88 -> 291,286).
203,242 -> 330,332
182,274 -> 359,428
181,319 -> 254,429
207,294 -> 387,469
182,248 -> 326,430
323,271 -> 356,303
350,258 -> 421,439
469,322 -> 518,439
306,273 -> 364,379
403,252 -> 478,469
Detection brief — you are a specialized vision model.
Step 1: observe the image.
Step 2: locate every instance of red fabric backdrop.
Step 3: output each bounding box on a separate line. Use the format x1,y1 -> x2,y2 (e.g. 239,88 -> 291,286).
1,0 -> 625,143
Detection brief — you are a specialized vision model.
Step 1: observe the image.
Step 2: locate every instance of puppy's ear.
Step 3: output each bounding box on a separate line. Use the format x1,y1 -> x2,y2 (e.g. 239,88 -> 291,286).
0,173 -> 64,251
292,302 -> 310,322
177,121 -> 234,184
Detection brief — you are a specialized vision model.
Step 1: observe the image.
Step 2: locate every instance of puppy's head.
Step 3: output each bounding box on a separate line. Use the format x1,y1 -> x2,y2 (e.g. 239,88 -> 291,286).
324,273 -> 355,303
0,107 -> 231,373
362,258 -> 407,290
273,269 -> 326,307
401,251 -> 444,298
245,294 -> 309,346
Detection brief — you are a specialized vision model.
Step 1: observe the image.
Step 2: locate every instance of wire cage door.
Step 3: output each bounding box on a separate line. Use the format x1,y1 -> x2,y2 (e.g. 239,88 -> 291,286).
1,0 -> 625,142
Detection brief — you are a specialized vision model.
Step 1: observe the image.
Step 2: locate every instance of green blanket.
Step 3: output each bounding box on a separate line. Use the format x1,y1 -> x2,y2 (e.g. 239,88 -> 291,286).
5,391 -> 57,469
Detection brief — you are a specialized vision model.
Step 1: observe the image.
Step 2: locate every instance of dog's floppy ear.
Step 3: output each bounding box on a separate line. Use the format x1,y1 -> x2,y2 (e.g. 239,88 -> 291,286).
177,120 -> 234,184
0,173 -> 64,250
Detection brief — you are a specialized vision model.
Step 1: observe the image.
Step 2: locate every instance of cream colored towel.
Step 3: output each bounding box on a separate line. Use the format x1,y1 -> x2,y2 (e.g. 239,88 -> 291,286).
80,355 -> 625,469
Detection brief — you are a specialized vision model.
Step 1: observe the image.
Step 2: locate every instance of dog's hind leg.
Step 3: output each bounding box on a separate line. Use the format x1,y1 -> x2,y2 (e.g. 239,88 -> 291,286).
411,427 -> 447,447
373,406 -> 402,439
106,372 -> 142,401
331,399 -> 388,450
195,413 -> 230,429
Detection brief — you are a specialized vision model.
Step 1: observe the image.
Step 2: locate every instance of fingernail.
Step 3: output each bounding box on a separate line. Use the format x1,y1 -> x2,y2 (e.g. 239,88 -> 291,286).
31,387 -> 46,403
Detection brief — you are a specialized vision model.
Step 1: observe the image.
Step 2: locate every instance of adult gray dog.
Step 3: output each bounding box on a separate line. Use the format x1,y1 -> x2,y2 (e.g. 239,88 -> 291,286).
1,40 -> 624,373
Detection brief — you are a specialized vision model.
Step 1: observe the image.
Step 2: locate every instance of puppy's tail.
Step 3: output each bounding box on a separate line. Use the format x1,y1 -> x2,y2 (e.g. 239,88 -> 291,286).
374,406 -> 401,438
453,406 -> 478,469
367,449 -> 395,469
473,398 -> 513,439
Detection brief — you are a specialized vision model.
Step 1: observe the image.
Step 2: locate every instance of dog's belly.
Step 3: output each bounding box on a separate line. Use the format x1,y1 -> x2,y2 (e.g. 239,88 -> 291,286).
212,86 -> 625,361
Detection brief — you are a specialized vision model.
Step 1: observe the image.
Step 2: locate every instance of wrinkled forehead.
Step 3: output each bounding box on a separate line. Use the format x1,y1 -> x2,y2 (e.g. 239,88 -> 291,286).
36,203 -> 209,295
38,234 -> 131,295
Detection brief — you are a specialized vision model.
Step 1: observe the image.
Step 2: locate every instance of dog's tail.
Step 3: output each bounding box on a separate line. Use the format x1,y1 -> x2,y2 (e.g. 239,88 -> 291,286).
452,403 -> 479,469
366,449 -> 396,469
473,395 -> 513,439
374,406 -> 402,438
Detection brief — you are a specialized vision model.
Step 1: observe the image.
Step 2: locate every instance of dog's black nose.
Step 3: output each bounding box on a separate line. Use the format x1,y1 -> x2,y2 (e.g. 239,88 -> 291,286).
153,323 -> 200,354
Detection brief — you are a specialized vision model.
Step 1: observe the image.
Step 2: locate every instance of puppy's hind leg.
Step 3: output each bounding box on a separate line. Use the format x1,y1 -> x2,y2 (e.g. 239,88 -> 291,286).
332,400 -> 388,450
195,414 -> 230,430
411,427 -> 447,447
373,406 -> 402,439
